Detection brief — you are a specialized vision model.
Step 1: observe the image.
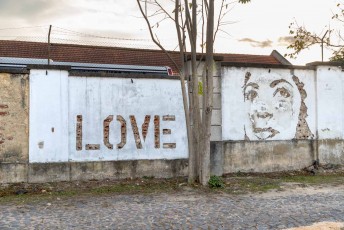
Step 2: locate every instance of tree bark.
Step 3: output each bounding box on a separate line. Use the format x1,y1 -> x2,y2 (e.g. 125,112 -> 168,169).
199,0 -> 214,185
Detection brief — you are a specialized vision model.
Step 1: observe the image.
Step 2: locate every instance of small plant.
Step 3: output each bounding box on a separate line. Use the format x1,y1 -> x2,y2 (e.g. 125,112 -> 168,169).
208,175 -> 225,188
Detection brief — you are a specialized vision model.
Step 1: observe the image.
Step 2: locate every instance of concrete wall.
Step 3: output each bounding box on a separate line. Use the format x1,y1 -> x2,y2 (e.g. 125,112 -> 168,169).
316,66 -> 344,164
29,70 -> 188,163
29,70 -> 69,163
2,63 -> 344,183
220,65 -> 344,173
222,67 -> 316,141
1,69 -> 189,183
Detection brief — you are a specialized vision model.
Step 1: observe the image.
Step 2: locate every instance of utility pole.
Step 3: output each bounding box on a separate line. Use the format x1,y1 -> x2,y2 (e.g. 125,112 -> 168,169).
321,30 -> 329,62
47,25 -> 52,75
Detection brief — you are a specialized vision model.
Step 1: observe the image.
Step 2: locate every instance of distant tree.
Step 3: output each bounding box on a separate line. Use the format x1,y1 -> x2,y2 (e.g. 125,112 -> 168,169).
136,0 -> 250,185
286,2 -> 344,62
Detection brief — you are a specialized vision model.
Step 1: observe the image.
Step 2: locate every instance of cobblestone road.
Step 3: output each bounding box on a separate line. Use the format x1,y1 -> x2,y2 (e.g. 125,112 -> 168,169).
0,185 -> 343,229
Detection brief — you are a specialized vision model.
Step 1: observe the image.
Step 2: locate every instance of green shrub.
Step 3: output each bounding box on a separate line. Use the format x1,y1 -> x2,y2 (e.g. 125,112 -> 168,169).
208,175 -> 225,188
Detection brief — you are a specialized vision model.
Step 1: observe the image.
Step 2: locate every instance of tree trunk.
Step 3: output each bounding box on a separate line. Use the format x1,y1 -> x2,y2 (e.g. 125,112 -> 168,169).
199,0 -> 214,185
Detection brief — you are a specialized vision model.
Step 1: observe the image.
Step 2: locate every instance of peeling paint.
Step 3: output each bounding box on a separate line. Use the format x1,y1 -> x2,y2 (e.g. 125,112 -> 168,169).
0,73 -> 29,163
223,69 -> 314,141
103,115 -> 113,149
85,144 -> 100,150
154,115 -> 160,149
29,71 -> 188,162
76,115 -> 82,151
141,115 -> 151,142
292,75 -> 314,139
242,72 -> 299,140
163,143 -> 176,149
130,115 -> 143,149
117,115 -> 127,149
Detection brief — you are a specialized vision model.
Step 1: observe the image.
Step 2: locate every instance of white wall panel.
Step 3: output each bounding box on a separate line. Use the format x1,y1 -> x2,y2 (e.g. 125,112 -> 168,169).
68,77 -> 188,161
317,66 -> 343,139
29,70 -> 69,162
222,67 -> 316,141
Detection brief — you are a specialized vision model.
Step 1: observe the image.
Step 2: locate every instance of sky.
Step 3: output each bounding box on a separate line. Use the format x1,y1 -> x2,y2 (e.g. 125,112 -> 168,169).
0,0 -> 339,65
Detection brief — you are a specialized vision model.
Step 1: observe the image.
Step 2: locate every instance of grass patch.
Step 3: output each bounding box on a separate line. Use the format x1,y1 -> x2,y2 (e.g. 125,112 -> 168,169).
223,172 -> 344,194
281,174 -> 344,184
0,178 -> 185,204
223,177 -> 281,194
91,182 -> 178,194
1,172 -> 343,204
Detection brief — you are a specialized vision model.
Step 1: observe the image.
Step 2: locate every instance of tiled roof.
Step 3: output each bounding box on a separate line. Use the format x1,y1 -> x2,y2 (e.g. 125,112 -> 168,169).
220,53 -> 282,65
0,40 -> 285,74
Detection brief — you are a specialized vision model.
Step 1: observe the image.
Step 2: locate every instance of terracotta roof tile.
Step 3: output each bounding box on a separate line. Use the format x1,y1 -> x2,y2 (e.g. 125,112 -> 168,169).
0,40 -> 284,74
220,53 -> 281,65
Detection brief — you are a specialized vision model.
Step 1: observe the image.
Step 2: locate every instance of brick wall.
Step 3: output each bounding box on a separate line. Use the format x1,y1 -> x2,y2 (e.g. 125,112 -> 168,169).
0,73 -> 29,163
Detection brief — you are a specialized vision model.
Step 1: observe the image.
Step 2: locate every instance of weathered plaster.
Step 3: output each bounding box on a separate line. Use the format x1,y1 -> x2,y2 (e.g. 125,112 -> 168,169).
223,140 -> 315,173
0,73 -> 29,163
29,70 -> 188,163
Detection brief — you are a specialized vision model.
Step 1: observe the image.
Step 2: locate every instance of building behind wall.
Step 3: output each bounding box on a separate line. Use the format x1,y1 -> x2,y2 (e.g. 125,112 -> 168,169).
0,40 -> 342,183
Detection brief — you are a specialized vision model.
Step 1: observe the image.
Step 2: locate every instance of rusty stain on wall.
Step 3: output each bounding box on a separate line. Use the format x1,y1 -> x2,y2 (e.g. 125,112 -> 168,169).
0,73 -> 29,163
292,75 -> 314,139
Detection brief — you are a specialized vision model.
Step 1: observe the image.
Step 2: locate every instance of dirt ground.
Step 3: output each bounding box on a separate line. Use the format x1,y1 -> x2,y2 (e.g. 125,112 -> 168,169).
0,164 -> 343,229
0,163 -> 344,203
286,222 -> 344,230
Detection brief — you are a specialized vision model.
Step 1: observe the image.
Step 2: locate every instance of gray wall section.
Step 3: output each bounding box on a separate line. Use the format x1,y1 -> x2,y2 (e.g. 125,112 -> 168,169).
210,140 -> 316,174
223,140 -> 316,173
0,159 -> 188,183
319,140 -> 344,165
211,76 -> 222,141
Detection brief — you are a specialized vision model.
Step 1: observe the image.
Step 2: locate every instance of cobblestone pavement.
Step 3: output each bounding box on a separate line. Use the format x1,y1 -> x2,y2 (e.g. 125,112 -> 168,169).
0,186 -> 344,229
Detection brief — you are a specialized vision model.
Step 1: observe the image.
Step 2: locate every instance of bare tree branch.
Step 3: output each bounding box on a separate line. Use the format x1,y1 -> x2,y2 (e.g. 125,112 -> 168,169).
137,0 -> 181,73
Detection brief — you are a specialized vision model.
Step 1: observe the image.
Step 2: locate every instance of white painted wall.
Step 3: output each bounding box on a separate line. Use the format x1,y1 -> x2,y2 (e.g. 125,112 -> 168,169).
222,67 -> 316,141
29,65 -> 344,163
68,76 -> 188,161
317,66 -> 344,139
30,71 -> 188,162
29,70 -> 69,162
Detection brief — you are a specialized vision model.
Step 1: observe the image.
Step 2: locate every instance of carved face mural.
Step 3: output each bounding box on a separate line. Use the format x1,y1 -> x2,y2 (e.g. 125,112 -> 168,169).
243,72 -> 314,140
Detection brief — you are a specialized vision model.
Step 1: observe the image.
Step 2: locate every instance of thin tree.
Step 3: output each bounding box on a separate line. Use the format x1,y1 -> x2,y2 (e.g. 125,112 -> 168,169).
137,0 -> 250,185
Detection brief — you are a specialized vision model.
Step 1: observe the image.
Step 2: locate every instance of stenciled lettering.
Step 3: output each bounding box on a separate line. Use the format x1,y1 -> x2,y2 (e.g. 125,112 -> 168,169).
75,114 -> 176,150
162,115 -> 176,149
76,115 -> 83,151
117,115 -> 127,149
103,115 -> 113,149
